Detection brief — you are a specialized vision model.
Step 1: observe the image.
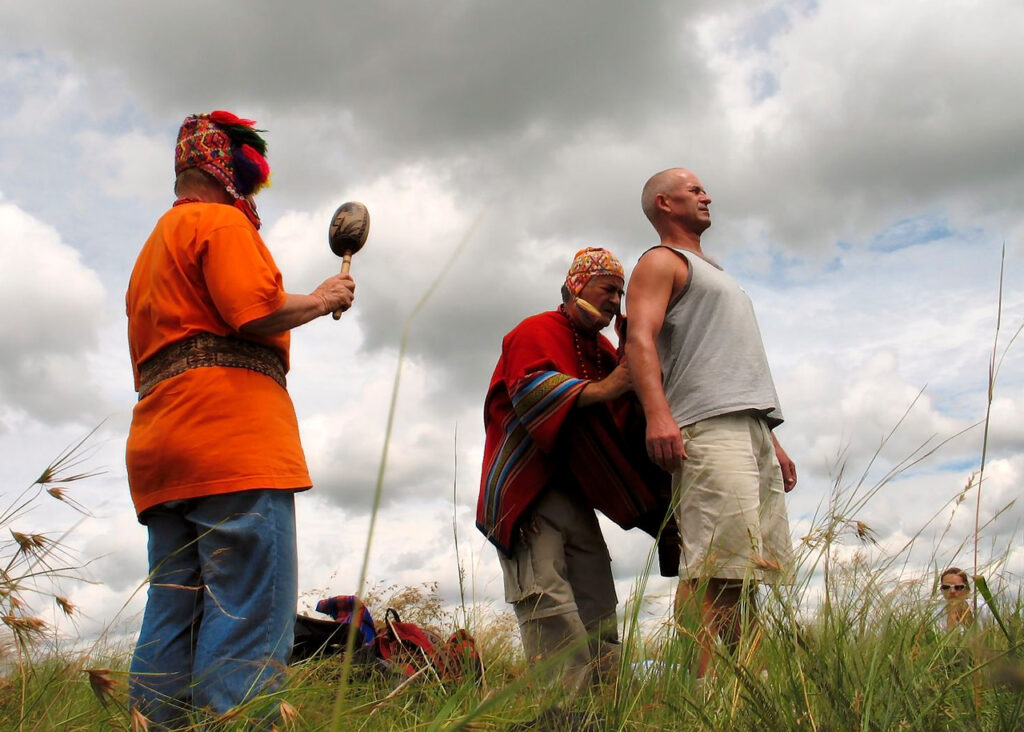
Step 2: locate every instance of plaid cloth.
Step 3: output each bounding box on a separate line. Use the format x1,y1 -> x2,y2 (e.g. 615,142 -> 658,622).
315,595 -> 376,646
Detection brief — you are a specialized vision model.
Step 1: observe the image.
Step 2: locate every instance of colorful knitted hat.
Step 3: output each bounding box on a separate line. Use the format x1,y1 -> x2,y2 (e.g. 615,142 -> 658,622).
174,110 -> 271,227
564,247 -> 624,296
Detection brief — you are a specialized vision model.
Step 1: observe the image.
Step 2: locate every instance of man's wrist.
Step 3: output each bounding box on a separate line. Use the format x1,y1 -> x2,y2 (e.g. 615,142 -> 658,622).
578,378 -> 607,407
313,292 -> 330,317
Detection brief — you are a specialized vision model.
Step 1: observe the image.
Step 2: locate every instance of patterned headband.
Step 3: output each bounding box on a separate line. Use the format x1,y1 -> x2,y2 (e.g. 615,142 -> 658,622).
564,247 -> 624,296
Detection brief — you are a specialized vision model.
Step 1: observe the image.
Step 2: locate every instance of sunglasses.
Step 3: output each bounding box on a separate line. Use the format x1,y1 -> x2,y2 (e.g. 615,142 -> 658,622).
940,583 -> 967,591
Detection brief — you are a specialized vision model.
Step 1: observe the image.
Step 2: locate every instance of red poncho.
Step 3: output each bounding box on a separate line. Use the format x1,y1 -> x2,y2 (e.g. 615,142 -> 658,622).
477,310 -> 670,557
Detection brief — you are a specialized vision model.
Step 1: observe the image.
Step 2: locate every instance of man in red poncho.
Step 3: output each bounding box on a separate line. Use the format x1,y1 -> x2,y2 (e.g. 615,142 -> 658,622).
477,248 -> 669,694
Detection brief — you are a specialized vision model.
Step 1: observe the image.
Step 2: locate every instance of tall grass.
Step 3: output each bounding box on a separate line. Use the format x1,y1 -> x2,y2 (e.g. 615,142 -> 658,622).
0,428 -> 107,730
2,248 -> 1021,730
1,455 -> 1021,731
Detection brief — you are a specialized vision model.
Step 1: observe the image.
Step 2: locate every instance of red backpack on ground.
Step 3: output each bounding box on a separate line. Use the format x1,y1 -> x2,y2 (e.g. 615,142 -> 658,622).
374,608 -> 481,683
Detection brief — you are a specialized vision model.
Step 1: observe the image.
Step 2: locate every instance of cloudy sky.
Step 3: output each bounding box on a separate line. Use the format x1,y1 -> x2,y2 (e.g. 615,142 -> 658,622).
1,0 -> 1021,643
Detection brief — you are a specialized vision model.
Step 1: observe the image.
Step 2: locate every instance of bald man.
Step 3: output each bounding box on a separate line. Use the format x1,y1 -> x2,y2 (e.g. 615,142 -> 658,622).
625,168 -> 796,677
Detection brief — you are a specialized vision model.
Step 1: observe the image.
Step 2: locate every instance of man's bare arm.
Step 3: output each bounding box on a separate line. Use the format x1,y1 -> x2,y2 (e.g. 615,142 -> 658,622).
577,361 -> 631,407
625,249 -> 688,472
241,273 -> 355,335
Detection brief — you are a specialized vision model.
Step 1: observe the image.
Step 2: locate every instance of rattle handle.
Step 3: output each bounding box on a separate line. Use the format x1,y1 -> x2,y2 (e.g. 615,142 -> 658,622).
331,253 -> 353,320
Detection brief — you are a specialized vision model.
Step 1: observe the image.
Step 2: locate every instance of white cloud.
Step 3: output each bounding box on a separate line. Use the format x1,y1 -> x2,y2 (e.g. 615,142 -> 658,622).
76,128 -> 167,201
698,0 -> 1024,249
0,198 -> 109,422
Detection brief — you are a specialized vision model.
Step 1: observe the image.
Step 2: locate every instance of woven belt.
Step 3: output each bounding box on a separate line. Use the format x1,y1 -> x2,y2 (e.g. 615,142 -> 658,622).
137,332 -> 287,399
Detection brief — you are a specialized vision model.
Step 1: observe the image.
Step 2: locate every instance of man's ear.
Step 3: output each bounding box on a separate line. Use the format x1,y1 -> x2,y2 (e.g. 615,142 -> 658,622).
659,191 -> 677,213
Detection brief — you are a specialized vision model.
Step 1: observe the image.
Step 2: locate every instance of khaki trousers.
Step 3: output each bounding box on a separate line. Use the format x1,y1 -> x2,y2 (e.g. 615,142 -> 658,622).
498,485 -> 619,693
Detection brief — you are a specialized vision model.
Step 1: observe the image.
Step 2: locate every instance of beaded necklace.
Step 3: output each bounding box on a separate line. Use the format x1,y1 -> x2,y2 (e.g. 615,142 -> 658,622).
559,304 -> 605,381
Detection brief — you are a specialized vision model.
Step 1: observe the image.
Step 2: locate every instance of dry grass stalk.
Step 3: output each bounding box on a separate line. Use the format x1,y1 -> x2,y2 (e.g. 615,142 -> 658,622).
367,665 -> 431,715
854,521 -> 875,543
130,705 -> 150,732
279,699 -> 300,727
55,595 -> 75,616
45,485 -> 91,514
86,667 -> 121,709
33,425 -> 106,487
2,614 -> 46,635
215,708 -> 241,725
10,530 -> 48,555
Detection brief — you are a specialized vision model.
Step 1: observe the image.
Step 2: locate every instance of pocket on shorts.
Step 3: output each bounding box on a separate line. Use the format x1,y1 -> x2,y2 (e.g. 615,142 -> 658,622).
500,545 -> 537,604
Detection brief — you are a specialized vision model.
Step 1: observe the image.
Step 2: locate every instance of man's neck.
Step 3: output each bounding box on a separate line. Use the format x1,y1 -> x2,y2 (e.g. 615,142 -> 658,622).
658,224 -> 704,254
176,185 -> 234,206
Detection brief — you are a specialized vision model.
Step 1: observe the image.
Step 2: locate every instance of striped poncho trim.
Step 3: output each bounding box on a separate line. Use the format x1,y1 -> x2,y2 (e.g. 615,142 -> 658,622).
480,370 -> 586,541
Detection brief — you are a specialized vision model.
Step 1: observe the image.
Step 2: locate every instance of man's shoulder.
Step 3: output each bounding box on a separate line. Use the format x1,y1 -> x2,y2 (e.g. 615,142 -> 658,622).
501,310 -> 565,347
632,245 -> 691,277
638,244 -> 691,264
627,247 -> 691,309
506,309 -> 562,335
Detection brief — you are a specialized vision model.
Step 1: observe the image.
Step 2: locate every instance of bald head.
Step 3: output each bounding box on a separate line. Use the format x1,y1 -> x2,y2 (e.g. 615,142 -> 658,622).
640,167 -> 711,239
641,168 -> 688,222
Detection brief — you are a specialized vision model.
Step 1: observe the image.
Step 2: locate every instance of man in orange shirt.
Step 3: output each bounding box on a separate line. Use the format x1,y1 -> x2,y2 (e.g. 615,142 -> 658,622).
125,111 -> 355,727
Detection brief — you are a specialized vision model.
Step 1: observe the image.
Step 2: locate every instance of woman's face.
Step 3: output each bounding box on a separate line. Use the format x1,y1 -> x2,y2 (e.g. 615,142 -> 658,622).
940,573 -> 969,601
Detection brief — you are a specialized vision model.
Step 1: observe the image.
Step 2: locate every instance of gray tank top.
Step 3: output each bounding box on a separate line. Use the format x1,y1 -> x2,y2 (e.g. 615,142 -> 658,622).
654,246 -> 783,428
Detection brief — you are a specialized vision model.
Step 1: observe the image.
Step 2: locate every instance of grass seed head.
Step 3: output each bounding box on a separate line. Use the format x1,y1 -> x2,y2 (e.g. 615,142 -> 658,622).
2,615 -> 46,634
279,699 -> 300,726
854,521 -> 877,544
86,668 -> 120,708
35,466 -> 56,485
3,614 -> 47,649
10,530 -> 48,556
55,596 -> 75,616
130,705 -> 150,732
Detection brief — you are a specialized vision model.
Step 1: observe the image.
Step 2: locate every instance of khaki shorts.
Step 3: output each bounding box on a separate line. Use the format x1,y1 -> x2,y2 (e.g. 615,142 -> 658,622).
674,412 -> 793,581
498,485 -> 617,629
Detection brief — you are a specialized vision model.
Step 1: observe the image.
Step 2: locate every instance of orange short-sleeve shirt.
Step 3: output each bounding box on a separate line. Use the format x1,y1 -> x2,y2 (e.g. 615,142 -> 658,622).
125,202 -> 312,517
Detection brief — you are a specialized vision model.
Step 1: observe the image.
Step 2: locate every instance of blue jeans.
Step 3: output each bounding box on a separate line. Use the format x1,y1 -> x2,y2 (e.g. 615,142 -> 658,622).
129,489 -> 298,728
